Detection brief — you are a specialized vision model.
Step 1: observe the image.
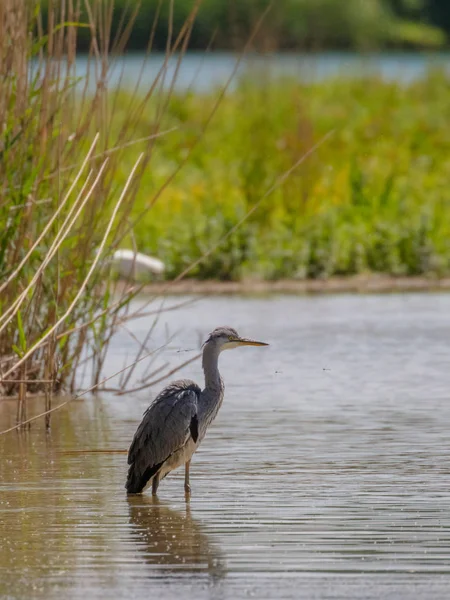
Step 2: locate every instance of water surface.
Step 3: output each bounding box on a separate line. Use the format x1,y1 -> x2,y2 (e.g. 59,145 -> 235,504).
1,293 -> 450,599
63,52 -> 450,91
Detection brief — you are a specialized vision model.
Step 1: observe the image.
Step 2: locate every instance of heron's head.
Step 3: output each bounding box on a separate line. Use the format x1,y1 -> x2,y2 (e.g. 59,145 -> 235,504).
203,326 -> 268,352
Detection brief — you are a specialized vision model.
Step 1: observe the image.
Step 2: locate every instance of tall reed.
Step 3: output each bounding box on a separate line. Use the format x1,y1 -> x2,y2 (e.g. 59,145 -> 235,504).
0,0 -> 201,421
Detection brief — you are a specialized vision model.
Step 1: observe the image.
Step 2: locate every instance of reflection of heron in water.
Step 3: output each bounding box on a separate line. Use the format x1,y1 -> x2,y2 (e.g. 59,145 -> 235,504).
127,495 -> 226,581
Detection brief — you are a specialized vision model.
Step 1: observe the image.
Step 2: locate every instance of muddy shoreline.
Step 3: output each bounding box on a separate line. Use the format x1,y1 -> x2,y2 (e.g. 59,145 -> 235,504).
125,275 -> 450,296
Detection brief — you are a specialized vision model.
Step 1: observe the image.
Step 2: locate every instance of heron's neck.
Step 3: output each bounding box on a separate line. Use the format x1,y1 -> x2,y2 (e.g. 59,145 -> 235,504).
202,344 -> 222,392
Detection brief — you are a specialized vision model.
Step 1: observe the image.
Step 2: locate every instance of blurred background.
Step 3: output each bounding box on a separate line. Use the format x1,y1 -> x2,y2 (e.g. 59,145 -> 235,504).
40,0 -> 450,52
33,0 -> 450,283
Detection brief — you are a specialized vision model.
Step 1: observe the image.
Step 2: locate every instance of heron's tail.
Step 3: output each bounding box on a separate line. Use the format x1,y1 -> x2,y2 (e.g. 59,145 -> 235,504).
125,460 -> 163,494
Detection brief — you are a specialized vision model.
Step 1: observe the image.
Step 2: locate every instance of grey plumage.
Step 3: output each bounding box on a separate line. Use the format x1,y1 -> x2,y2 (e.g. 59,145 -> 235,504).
126,326 -> 268,496
126,381 -> 200,493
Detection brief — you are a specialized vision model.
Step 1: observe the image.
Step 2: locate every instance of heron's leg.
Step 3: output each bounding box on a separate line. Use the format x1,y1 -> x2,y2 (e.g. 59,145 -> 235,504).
152,473 -> 160,496
184,460 -> 191,496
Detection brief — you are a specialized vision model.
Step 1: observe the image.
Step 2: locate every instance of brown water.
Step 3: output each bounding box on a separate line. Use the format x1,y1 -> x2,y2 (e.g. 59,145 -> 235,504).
2,293 -> 450,599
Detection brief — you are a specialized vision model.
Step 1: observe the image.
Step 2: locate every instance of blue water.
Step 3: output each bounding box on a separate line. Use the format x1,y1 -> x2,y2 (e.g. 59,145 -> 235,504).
63,51 -> 450,92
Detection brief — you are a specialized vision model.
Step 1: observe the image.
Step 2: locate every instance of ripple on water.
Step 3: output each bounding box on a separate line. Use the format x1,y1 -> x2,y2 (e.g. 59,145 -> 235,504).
1,293 -> 450,599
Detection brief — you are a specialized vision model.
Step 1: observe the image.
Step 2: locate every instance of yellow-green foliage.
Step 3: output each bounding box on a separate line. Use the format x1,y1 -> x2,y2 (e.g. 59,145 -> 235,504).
113,71 -> 450,280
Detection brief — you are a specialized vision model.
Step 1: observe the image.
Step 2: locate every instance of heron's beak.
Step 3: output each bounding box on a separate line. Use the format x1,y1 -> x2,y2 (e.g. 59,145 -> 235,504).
234,337 -> 269,347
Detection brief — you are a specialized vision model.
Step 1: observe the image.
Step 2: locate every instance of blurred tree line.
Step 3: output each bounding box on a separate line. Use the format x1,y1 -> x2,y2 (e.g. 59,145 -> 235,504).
40,0 -> 450,50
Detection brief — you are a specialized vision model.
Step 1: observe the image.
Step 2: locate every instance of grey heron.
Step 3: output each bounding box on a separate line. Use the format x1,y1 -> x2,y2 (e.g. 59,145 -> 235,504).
126,326 -> 268,497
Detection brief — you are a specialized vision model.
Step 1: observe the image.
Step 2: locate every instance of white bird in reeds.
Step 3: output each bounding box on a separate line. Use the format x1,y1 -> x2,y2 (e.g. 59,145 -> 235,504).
110,249 -> 165,280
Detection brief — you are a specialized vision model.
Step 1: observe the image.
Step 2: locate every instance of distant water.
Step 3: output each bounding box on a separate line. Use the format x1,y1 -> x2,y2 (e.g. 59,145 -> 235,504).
2,293 -> 450,599
65,51 -> 450,91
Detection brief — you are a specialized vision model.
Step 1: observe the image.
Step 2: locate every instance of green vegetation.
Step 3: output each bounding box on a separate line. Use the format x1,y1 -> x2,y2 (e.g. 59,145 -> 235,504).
39,0 -> 449,51
106,71 -> 450,281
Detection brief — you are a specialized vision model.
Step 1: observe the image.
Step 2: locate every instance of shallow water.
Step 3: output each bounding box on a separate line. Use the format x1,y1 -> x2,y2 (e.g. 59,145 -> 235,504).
2,293 -> 450,599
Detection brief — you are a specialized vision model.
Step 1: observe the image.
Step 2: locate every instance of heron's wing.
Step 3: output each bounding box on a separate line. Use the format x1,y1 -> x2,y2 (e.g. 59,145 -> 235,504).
126,379 -> 200,491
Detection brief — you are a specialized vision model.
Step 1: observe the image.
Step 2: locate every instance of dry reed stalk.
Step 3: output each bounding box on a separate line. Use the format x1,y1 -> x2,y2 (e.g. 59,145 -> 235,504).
44,338 -> 55,430
16,363 -> 27,426
114,352 -> 202,396
20,364 -> 27,425
45,383 -> 53,430
119,303 -> 163,390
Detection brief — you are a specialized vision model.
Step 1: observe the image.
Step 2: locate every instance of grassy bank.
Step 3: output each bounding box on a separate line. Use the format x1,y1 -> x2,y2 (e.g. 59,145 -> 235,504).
110,71 -> 450,281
